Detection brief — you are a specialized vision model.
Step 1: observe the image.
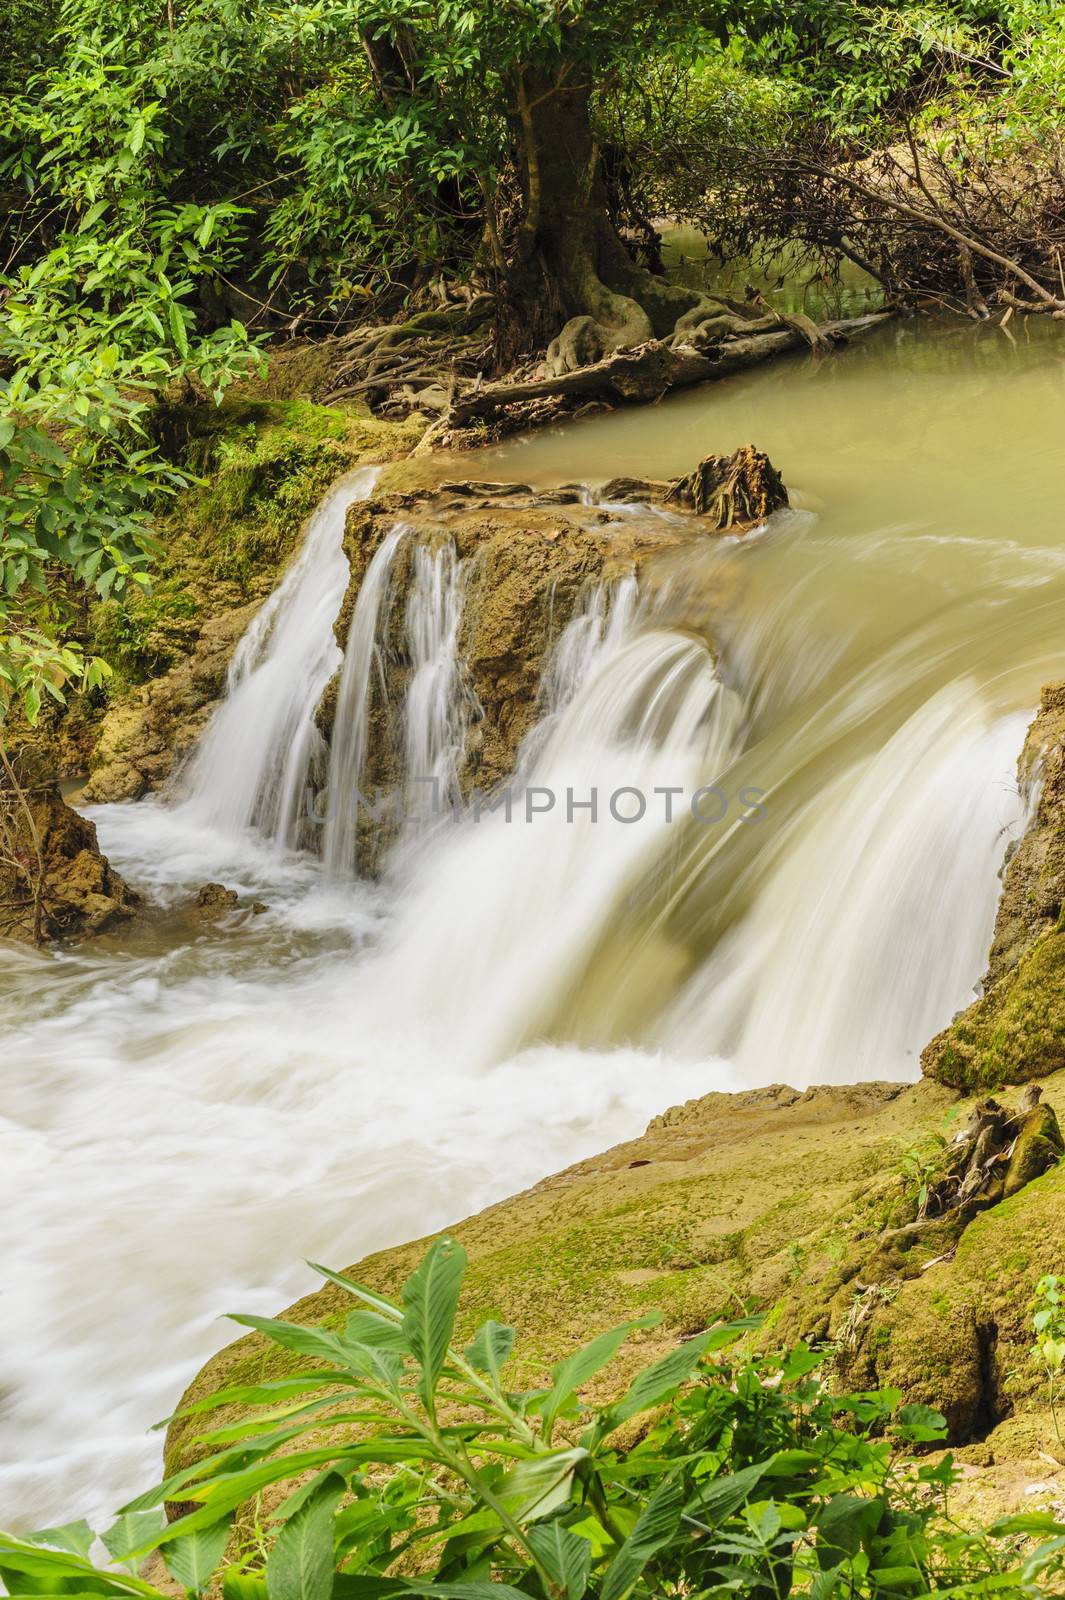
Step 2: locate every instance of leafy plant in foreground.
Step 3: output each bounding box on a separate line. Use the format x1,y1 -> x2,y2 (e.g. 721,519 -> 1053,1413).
1032,1272 -> 1065,1448
2,1235 -> 1064,1599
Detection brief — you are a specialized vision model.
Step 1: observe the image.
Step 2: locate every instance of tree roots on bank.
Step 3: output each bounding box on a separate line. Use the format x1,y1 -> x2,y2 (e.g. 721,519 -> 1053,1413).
880,1086 -> 1063,1252
294,262 -> 892,440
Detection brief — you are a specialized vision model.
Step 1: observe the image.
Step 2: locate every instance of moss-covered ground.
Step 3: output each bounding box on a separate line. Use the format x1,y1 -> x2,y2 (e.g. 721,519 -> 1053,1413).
165,1072 -> 1065,1530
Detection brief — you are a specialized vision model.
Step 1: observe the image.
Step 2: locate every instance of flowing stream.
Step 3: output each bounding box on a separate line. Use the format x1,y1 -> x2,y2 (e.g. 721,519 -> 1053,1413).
4,318 -> 1065,1528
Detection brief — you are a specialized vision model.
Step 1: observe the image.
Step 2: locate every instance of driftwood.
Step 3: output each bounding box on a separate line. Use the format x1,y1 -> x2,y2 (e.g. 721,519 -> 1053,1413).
665,444 -> 788,530
448,311 -> 892,424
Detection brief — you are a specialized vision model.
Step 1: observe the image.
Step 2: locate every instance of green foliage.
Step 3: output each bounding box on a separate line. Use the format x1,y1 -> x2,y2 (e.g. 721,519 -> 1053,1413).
0,0 -> 264,721
1032,1273 -> 1065,1445
3,1236 -> 1065,1598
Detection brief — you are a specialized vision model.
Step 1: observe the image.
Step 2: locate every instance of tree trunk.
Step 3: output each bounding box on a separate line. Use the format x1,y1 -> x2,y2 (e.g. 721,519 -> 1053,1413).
496,65 -> 702,372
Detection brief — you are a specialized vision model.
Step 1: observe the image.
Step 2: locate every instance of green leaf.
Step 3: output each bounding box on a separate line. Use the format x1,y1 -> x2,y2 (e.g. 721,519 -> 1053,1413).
306,1263 -> 403,1322
225,1575 -> 269,1600
601,1476 -> 684,1600
400,1237 -> 467,1410
593,1329 -> 718,1438
101,1510 -> 165,1570
162,1516 -> 233,1593
988,1512 -> 1065,1537
23,682 -> 41,725
495,1447 -> 589,1523
815,1494 -> 884,1568
464,1320 -> 515,1383
343,1310 -> 408,1351
685,1459 -> 773,1526
265,1476 -> 345,1600
227,1313 -> 347,1365
895,1402 -> 947,1442
539,1316 -> 659,1438
27,1522 -> 95,1559
527,1521 -> 592,1600
168,300 -> 189,359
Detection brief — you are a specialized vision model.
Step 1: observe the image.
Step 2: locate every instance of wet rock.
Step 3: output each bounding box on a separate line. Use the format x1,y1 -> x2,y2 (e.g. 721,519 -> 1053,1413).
0,765 -> 138,943
83,606 -> 256,803
599,476 -> 657,502
193,882 -> 241,918
319,485 -> 702,875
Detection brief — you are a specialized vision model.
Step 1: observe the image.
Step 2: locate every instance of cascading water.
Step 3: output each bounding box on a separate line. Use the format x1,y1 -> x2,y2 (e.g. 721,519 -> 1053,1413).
320,526 -> 406,876
365,578 -> 745,1067
176,467 -> 380,849
663,684 -> 1030,1084
400,541 -> 473,843
6,323 -> 1065,1533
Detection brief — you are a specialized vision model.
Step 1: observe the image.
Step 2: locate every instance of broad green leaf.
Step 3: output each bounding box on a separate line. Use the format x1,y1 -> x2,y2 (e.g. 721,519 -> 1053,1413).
343,1310 -> 408,1351
161,1374 -> 349,1425
601,1476 -> 684,1600
495,1447 -> 589,1523
265,1472 -> 343,1600
265,1476 -> 345,1600
464,1320 -> 515,1383
227,1313 -> 347,1365
685,1459 -> 773,1526
400,1237 -> 467,1410
815,1493 -> 885,1567
27,1523 -> 95,1558
162,1515 -> 232,1594
102,1511 -> 165,1570
538,1315 -> 659,1438
527,1521 -> 592,1600
168,300 -> 189,359
592,1330 -> 716,1439
307,1263 -> 403,1322
224,1575 -> 269,1600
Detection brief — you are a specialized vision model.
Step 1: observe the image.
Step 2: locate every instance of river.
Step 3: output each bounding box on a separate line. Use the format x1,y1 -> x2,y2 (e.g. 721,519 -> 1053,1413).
3,314 -> 1064,1529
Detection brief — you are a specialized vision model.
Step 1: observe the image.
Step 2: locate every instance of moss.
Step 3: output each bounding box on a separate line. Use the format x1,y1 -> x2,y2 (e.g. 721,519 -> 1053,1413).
1003,1103 -> 1063,1198
924,930 -> 1065,1091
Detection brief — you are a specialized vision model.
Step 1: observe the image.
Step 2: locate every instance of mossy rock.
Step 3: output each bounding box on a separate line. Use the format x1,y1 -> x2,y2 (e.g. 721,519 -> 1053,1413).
1003,1102 -> 1063,1198
924,929 -> 1065,1091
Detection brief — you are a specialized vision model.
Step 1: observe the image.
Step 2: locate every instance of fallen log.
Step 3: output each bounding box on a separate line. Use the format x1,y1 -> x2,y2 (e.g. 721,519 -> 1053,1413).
448,311 -> 893,425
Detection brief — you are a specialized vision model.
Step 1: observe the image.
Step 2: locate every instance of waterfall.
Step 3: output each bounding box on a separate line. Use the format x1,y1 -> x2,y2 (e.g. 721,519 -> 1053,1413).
663,684 -> 1030,1084
366,579 -> 745,1066
320,527 -> 406,877
400,542 -> 473,841
176,466 -> 380,848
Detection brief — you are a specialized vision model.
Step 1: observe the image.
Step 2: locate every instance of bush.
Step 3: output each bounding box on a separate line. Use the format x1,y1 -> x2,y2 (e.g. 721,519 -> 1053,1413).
2,1237 -> 1064,1598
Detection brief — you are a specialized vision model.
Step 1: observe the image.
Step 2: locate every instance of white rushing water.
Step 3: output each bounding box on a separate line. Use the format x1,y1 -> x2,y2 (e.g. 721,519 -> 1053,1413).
177,467 -> 380,849
320,526 -> 405,877
5,324 -> 1065,1534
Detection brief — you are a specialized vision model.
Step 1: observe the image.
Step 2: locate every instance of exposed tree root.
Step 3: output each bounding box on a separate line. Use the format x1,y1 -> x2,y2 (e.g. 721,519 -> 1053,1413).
449,310 -> 890,425
878,1086 -> 1062,1252
665,444 -> 788,529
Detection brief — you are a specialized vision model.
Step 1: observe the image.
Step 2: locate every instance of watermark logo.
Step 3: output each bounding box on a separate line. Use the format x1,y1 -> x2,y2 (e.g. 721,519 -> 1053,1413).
305,779 -> 767,827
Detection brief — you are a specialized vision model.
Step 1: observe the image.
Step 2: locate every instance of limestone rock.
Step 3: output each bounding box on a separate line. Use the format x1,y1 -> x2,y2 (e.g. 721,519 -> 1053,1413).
0,770 -> 138,943
193,882 -> 241,918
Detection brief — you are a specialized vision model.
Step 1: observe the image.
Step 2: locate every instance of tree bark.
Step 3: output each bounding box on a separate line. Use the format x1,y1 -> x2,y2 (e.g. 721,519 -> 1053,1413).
496,64 -> 705,371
